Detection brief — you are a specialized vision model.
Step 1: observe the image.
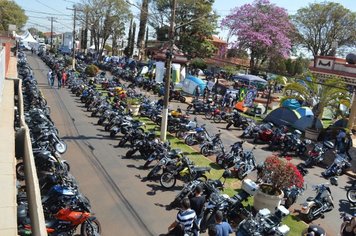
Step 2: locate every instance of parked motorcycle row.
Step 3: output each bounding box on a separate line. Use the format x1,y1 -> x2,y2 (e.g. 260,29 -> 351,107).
16,51 -> 101,236
36,51 -> 355,234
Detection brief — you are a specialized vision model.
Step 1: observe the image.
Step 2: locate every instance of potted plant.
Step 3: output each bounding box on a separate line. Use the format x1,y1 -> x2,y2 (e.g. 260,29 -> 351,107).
254,155 -> 304,212
282,73 -> 350,140
126,97 -> 141,116
85,64 -> 99,77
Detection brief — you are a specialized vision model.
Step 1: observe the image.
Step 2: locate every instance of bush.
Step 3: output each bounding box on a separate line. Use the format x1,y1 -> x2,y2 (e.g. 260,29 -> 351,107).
259,155 -> 304,195
85,64 -> 99,77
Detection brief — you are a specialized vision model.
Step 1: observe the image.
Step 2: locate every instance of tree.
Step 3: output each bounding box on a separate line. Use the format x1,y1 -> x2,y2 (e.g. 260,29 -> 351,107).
0,1 -> 27,32
221,0 -> 294,75
130,21 -> 136,57
283,73 -> 350,128
79,0 -> 130,60
124,16 -> 133,57
148,0 -> 218,59
226,48 -> 248,59
137,0 -> 149,59
293,2 -> 356,66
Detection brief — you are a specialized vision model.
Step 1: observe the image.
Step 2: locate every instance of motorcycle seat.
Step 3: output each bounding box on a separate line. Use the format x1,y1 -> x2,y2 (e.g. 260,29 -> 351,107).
193,166 -> 211,172
306,197 -> 314,202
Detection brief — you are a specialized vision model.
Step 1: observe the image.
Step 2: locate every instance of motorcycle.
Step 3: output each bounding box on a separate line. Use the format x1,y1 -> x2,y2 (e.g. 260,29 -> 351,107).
321,153 -> 352,178
236,206 -> 290,236
300,183 -> 335,221
303,140 -> 334,167
169,89 -> 186,103
184,124 -> 211,146
216,141 -> 244,169
226,111 -> 251,130
234,146 -> 257,180
186,99 -> 213,114
280,130 -> 306,156
200,132 -> 224,157
160,156 -> 211,189
282,185 -> 304,209
252,122 -> 275,144
346,181 -> 356,204
19,208 -> 101,236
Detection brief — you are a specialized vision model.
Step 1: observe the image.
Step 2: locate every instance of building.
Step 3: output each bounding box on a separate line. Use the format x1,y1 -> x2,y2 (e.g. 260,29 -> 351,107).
310,55 -> 356,129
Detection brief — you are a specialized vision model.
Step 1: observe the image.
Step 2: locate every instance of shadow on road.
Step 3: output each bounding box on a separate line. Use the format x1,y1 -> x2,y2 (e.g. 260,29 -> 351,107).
146,183 -> 181,196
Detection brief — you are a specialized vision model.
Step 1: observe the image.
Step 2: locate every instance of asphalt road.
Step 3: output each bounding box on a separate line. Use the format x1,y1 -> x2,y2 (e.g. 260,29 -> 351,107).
27,53 -> 354,236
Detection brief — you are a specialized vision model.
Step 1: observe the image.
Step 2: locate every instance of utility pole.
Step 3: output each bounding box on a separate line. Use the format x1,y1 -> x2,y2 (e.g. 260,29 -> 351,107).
160,0 -> 177,141
67,6 -> 77,70
50,17 -> 54,49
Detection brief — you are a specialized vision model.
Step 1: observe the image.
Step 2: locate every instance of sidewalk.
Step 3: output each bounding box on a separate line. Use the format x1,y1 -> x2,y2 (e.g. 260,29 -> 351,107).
0,55 -> 17,235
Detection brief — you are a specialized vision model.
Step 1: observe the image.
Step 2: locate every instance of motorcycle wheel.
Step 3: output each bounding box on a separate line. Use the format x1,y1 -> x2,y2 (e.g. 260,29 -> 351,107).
200,145 -> 212,157
125,149 -> 136,158
147,166 -> 161,180
226,123 -> 232,130
304,158 -> 313,168
104,124 -> 111,131
62,161 -> 70,172
216,154 -> 227,169
110,130 -> 117,138
160,172 -> 177,189
143,160 -> 152,169
186,105 -> 192,112
213,116 -> 222,123
306,206 -> 317,221
347,189 -> 356,204
236,166 -> 246,180
118,138 -> 127,147
97,118 -> 104,125
91,111 -> 97,117
55,141 -> 67,154
200,211 -> 214,233
175,130 -> 186,139
81,218 -> 101,236
284,197 -> 296,209
205,112 -> 213,120
185,134 -> 196,146
16,162 -> 25,180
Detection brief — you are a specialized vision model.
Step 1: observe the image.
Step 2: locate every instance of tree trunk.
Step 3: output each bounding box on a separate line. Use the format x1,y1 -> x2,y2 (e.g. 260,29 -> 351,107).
130,21 -> 136,57
137,0 -> 148,60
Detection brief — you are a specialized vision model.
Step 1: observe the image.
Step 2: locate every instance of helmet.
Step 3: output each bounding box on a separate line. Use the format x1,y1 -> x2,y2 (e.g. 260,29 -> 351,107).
147,132 -> 156,141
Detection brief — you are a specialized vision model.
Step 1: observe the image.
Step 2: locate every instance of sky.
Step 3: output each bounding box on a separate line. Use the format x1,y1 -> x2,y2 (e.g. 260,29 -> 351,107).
14,0 -> 356,40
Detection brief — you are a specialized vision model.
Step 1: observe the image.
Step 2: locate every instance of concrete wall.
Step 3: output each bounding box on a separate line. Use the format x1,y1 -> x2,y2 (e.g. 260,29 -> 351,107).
0,47 -> 5,105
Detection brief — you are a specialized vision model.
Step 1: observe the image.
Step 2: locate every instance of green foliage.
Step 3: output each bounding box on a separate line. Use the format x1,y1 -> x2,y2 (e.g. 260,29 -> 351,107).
0,0 -> 28,31
222,65 -> 239,78
293,2 -> 356,57
283,73 -> 350,119
149,0 -> 218,59
227,48 -> 248,59
189,58 -> 207,70
85,64 -> 99,77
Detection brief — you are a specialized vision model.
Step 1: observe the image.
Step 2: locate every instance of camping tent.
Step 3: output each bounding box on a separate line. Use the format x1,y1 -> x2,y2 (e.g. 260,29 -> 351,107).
293,115 -> 323,131
281,99 -> 301,110
263,107 -> 300,126
181,75 -> 206,95
296,107 -> 314,117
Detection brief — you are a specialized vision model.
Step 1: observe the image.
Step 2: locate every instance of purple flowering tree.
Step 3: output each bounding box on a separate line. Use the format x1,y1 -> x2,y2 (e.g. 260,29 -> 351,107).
221,0 -> 294,74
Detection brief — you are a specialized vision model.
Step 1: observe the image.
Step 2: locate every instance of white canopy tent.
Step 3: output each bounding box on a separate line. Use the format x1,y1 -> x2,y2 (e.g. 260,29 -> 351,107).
16,31 -> 38,50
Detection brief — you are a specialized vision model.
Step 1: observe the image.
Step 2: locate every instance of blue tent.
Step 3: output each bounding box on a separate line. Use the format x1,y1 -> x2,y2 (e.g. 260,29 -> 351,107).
293,115 -> 323,131
263,107 -> 301,127
181,75 -> 206,95
282,99 -> 301,110
296,107 -> 314,117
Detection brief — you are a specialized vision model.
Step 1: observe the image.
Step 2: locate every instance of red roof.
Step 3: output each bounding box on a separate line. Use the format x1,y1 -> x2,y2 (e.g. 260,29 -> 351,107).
210,35 -> 227,45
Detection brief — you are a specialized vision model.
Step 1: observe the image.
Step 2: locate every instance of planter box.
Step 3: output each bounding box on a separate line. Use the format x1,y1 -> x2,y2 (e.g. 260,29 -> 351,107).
127,104 -> 140,116
253,184 -> 284,213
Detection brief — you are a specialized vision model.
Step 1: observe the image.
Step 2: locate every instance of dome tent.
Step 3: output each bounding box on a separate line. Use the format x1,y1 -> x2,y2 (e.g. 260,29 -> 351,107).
281,99 -> 301,110
296,107 -> 314,117
263,107 -> 300,127
293,115 -> 323,131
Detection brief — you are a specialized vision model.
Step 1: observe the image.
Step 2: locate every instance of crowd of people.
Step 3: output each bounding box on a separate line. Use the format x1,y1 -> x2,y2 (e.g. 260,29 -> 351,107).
47,65 -> 68,89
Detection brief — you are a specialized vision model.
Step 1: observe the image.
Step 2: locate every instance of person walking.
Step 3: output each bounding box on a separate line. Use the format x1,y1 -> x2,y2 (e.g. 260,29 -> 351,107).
56,70 -> 62,89
61,69 -> 67,88
335,129 -> 347,153
203,86 -> 209,101
50,72 -> 55,88
47,69 -> 52,86
190,185 -> 206,235
167,198 -> 197,236
344,132 -> 353,161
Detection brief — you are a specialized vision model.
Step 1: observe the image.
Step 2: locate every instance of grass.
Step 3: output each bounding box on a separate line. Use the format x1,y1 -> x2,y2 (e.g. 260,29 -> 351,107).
137,116 -> 308,234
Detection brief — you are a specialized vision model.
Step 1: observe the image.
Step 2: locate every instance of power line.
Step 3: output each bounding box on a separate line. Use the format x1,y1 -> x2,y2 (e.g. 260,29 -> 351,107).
35,0 -> 68,16
24,9 -> 72,16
